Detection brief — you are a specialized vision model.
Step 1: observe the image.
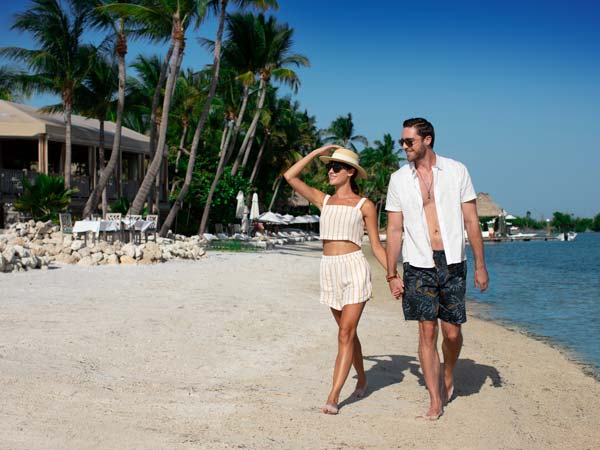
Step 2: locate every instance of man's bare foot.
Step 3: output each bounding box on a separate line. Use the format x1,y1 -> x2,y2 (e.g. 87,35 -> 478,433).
416,406 -> 443,421
352,380 -> 368,398
322,403 -> 339,415
442,380 -> 455,405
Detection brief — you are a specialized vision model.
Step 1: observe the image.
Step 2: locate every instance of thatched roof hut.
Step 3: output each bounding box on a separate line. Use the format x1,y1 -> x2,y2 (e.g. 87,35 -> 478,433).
476,192 -> 502,217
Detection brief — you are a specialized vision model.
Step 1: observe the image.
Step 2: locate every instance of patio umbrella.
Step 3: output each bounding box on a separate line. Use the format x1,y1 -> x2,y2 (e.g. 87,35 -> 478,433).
290,215 -> 309,224
235,190 -> 245,219
258,211 -> 286,224
241,206 -> 250,233
250,193 -> 260,220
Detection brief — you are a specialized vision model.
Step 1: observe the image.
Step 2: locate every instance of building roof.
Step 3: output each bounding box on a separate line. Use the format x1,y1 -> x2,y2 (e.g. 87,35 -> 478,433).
0,100 -> 150,154
476,192 -> 503,217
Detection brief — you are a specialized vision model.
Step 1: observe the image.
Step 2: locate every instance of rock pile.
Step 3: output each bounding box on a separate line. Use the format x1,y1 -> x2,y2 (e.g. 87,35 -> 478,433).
0,220 -> 207,273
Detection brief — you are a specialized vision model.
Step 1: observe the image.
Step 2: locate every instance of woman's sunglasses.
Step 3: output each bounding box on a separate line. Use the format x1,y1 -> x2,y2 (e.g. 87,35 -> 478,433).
326,162 -> 351,173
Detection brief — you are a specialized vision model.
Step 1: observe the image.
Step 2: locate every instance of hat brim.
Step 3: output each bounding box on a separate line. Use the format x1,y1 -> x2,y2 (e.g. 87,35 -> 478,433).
320,155 -> 368,179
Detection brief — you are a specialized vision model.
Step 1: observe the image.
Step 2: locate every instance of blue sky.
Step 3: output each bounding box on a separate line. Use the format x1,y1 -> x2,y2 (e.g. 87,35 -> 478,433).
2,0 -> 599,218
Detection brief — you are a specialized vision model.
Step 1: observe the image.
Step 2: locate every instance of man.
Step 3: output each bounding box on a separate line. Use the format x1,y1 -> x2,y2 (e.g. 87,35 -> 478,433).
385,118 -> 489,420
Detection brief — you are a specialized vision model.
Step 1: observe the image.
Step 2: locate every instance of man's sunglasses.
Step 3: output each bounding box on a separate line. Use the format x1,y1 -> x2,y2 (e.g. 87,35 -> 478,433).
398,138 -> 416,147
326,162 -> 351,173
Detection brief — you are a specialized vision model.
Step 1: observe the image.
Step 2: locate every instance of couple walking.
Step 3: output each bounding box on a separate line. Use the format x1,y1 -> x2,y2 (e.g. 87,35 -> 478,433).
284,117 -> 489,420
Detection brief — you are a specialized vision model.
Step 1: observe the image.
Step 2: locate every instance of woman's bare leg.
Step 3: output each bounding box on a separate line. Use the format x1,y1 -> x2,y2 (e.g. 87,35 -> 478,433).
330,307 -> 367,390
324,302 -> 366,411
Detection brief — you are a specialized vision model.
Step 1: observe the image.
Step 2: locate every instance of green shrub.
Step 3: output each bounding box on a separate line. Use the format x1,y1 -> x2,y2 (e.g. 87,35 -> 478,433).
13,173 -> 76,222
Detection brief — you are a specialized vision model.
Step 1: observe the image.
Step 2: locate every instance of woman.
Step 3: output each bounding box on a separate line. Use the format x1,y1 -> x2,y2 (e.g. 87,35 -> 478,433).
284,145 -> 387,414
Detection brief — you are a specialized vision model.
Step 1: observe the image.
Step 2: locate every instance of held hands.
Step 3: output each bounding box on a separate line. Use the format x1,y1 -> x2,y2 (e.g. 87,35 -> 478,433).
389,277 -> 404,300
474,267 -> 489,292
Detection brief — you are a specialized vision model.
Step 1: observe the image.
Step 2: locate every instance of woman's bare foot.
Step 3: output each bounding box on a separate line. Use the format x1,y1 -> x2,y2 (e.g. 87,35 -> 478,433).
352,379 -> 368,398
322,403 -> 339,414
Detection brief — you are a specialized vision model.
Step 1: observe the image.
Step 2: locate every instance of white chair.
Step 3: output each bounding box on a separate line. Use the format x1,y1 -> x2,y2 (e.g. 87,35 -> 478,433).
106,212 -> 122,242
144,214 -> 159,243
124,214 -> 142,243
59,213 -> 73,234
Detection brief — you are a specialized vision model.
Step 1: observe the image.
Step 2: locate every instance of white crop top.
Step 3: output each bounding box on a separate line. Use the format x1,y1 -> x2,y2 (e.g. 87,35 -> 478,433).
319,195 -> 367,247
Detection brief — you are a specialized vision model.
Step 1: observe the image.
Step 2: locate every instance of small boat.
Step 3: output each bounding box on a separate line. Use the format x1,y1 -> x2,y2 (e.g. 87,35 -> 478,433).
556,231 -> 577,241
508,232 -> 538,240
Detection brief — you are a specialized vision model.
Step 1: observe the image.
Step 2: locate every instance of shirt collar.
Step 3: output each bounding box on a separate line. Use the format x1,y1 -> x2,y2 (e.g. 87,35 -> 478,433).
409,153 -> 443,175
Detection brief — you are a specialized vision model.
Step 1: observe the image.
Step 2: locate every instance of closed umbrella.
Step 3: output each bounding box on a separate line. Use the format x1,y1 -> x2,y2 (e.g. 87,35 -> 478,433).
235,190 -> 245,219
241,206 -> 250,234
250,193 -> 260,220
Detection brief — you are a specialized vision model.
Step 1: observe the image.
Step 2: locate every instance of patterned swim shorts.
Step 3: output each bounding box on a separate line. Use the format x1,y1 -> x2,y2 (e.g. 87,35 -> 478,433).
402,250 -> 467,324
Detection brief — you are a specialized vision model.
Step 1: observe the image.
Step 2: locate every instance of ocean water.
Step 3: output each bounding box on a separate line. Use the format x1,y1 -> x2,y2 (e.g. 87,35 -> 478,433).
465,232 -> 600,375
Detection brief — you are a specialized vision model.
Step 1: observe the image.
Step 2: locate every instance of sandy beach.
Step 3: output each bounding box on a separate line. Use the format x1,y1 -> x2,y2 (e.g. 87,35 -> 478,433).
1,242 -> 599,450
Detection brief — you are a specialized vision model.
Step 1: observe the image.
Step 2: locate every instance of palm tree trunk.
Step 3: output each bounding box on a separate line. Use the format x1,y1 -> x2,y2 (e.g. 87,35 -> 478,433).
268,176 -> 282,212
249,135 -> 268,185
129,22 -> 183,216
146,43 -> 174,210
197,154 -> 226,236
64,101 -> 72,189
82,31 -> 127,218
98,119 -> 107,217
231,79 -> 265,176
161,0 -> 228,237
174,123 -> 188,174
225,84 -> 250,168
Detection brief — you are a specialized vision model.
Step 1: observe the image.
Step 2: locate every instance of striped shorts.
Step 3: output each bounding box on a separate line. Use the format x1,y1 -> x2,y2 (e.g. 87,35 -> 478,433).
320,250 -> 372,311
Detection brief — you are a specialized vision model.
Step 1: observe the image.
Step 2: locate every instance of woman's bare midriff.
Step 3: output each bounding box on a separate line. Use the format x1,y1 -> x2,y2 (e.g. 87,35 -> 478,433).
322,240 -> 361,256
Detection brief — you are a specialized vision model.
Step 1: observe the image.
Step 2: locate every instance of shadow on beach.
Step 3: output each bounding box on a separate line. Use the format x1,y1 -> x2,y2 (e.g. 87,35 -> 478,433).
339,355 -> 502,408
413,357 -> 503,399
338,354 -> 421,408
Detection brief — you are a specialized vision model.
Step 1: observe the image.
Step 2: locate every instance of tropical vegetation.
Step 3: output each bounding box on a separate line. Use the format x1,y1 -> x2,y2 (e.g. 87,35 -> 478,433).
8,2 -> 595,237
13,173 -> 76,222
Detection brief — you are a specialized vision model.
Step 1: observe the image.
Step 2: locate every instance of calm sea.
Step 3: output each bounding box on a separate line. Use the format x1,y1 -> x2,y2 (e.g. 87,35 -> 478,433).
466,232 -> 600,376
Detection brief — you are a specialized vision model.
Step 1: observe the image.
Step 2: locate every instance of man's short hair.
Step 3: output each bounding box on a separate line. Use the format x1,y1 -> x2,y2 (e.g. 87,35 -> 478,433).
403,118 -> 435,148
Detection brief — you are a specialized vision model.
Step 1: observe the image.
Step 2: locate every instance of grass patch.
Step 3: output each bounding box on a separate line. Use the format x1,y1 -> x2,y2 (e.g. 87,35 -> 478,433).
207,239 -> 263,252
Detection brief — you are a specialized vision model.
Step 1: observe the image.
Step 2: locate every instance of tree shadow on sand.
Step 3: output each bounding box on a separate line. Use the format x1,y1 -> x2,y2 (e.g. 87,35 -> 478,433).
338,355 -> 502,408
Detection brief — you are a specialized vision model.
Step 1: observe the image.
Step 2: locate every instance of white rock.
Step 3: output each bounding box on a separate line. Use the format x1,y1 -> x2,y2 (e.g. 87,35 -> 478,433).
77,256 -> 94,266
106,254 -> 119,265
71,240 -> 85,251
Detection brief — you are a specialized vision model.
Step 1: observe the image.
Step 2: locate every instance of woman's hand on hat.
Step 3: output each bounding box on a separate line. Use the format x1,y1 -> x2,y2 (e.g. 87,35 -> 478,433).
313,144 -> 341,157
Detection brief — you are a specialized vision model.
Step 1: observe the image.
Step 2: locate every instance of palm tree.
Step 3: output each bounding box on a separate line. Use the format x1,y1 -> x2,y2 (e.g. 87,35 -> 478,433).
124,54 -> 164,133
230,12 -> 309,176
1,0 -> 94,189
198,12 -> 308,235
0,66 -> 29,101
82,0 -> 149,217
74,52 -> 119,217
360,133 -> 403,227
321,113 -> 368,150
160,0 -> 278,237
124,0 -> 208,216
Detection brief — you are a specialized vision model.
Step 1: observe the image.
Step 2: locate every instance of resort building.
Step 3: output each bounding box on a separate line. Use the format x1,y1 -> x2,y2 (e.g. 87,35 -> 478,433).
0,100 -> 167,224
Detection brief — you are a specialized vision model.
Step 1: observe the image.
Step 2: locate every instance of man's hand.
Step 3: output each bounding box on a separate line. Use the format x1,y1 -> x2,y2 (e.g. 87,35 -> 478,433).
474,267 -> 489,292
389,277 -> 404,300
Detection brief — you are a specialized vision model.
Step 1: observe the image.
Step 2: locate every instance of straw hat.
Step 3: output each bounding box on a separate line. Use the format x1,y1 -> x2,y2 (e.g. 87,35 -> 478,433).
319,147 -> 367,179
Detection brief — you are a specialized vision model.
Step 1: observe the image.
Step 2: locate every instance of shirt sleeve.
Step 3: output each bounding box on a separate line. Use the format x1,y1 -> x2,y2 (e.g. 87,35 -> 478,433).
385,172 -> 403,212
460,163 -> 477,203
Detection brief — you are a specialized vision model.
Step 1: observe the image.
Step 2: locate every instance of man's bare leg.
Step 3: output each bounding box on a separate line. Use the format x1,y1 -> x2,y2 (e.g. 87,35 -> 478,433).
418,320 -> 443,419
440,321 -> 462,404
324,302 -> 366,413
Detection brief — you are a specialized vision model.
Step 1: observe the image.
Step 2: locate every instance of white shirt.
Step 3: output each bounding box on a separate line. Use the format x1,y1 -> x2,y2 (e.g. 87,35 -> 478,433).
386,154 -> 477,268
